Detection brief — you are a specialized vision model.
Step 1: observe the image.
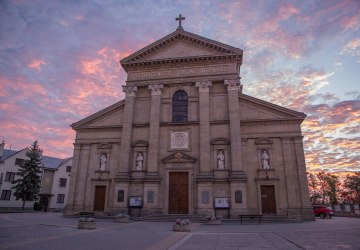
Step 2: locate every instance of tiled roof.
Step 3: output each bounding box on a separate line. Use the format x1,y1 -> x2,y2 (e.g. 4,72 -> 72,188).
1,149 -> 71,170
1,149 -> 18,160
41,155 -> 65,170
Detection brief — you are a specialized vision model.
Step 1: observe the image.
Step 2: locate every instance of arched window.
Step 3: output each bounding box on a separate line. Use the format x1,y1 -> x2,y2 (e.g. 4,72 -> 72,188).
172,90 -> 188,123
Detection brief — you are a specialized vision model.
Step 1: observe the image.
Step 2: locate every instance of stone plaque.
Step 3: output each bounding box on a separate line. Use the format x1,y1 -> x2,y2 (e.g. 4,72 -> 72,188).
117,190 -> 124,202
235,190 -> 242,203
171,131 -> 189,149
147,190 -> 154,203
202,190 -> 209,204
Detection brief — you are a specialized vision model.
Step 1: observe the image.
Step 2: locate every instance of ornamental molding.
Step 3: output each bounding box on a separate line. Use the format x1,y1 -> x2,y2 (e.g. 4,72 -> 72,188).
148,83 -> 164,95
195,81 -> 212,92
122,86 -> 138,96
97,143 -> 112,149
211,138 -> 230,145
170,131 -> 189,149
224,78 -> 243,92
161,151 -> 196,163
120,29 -> 243,72
131,140 -> 149,147
255,138 -> 273,145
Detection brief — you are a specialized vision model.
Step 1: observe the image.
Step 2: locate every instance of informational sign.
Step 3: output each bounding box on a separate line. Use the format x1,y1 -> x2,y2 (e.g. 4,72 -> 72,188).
214,197 -> 230,208
129,196 -> 143,207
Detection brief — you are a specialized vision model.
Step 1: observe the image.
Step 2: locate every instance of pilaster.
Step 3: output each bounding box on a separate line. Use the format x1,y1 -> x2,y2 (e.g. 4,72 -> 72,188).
224,78 -> 243,173
281,137 -> 300,208
147,84 -> 163,176
117,86 -> 137,178
293,136 -> 314,219
195,80 -> 212,174
75,144 -> 91,210
63,143 -> 82,215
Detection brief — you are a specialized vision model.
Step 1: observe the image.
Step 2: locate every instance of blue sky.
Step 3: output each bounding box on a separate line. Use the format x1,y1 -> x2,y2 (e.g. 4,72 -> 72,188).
0,0 -> 359,175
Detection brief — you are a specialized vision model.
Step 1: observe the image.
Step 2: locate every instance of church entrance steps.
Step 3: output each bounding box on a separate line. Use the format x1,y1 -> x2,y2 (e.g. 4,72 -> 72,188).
130,214 -> 299,223
132,214 -> 207,223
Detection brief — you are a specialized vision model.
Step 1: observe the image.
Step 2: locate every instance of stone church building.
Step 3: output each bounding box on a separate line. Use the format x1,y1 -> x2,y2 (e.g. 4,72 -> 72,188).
64,19 -> 313,220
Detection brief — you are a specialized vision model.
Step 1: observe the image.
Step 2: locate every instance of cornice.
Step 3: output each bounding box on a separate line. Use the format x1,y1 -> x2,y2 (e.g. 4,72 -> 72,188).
120,29 -> 243,72
71,100 -> 125,129
122,54 -> 242,72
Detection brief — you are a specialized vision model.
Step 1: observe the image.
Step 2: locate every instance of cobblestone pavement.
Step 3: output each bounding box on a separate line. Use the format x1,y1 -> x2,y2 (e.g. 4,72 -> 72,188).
0,213 -> 359,250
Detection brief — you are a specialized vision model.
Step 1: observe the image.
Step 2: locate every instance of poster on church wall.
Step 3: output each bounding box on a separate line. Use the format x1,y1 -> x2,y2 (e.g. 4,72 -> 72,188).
129,196 -> 143,207
214,197 -> 230,208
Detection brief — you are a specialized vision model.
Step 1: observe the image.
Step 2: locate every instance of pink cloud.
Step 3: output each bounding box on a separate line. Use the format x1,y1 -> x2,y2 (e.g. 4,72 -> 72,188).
341,7 -> 360,30
27,59 -> 46,71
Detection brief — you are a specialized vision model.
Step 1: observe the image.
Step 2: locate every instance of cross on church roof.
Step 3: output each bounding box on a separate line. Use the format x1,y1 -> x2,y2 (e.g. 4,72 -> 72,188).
176,14 -> 185,30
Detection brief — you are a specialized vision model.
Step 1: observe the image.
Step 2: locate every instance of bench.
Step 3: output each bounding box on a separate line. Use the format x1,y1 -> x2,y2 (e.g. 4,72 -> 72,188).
238,214 -> 263,224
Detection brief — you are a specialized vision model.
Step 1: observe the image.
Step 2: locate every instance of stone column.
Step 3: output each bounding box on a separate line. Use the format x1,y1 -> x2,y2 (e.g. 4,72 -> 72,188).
64,143 -> 81,215
294,136 -> 314,220
225,78 -> 243,172
75,144 -> 90,211
195,81 -> 212,174
118,86 -> 137,175
147,83 -> 163,175
281,137 -> 299,208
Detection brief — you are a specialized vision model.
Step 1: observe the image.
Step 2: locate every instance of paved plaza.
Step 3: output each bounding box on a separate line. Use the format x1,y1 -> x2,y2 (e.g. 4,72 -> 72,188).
0,213 -> 359,250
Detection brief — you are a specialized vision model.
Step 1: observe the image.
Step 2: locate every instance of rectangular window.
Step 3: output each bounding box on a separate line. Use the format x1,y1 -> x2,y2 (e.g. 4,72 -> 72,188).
5,172 -> 15,182
57,194 -> 65,203
59,178 -> 67,187
0,190 -> 12,200
15,158 -> 25,166
66,166 -> 71,172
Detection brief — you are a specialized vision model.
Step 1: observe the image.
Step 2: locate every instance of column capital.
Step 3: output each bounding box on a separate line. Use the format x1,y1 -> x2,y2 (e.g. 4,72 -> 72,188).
195,81 -> 212,92
122,85 -> 138,96
148,83 -> 164,95
224,78 -> 243,92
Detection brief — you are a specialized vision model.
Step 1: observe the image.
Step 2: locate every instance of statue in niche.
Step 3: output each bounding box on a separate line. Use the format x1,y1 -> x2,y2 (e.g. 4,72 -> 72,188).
99,153 -> 107,171
261,150 -> 270,169
217,150 -> 225,169
136,152 -> 144,170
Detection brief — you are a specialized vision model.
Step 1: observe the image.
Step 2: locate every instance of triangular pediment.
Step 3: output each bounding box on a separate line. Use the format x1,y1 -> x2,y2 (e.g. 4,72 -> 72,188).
162,152 -> 197,164
240,94 -> 306,121
120,29 -> 243,72
146,41 -> 216,60
72,100 -> 125,129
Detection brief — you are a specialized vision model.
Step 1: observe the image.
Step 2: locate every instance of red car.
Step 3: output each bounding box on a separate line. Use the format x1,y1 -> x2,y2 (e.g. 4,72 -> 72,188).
312,205 -> 334,219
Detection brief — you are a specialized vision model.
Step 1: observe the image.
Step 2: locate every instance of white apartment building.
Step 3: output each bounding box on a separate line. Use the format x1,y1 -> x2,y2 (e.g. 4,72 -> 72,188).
0,141 -> 72,211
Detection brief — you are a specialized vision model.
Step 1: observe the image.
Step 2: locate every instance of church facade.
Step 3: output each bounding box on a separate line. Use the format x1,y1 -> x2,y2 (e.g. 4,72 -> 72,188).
64,21 -> 313,220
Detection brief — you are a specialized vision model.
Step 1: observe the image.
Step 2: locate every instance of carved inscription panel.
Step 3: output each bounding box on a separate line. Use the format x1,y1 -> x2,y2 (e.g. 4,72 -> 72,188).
128,64 -> 237,81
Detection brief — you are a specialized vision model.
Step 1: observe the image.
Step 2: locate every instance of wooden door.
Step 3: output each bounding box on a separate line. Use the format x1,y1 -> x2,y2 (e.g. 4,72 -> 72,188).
94,186 -> 106,211
169,172 -> 189,214
261,185 -> 276,214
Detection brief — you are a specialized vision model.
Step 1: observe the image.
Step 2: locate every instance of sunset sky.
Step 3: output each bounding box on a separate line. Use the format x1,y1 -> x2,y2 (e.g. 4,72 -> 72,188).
0,0 -> 359,175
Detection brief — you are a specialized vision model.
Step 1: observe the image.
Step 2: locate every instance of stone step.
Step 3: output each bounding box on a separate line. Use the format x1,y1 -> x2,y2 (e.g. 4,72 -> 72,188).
132,214 -> 299,223
133,214 -> 207,222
